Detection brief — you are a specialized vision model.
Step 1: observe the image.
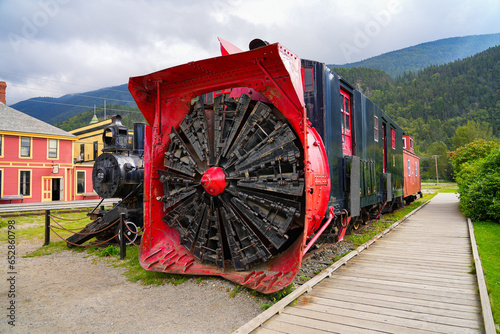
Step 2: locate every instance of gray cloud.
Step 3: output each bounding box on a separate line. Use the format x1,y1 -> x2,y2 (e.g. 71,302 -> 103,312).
0,0 -> 499,104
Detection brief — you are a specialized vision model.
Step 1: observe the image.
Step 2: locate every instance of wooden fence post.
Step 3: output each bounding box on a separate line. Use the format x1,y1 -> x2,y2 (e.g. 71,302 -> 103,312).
120,213 -> 126,260
44,210 -> 50,246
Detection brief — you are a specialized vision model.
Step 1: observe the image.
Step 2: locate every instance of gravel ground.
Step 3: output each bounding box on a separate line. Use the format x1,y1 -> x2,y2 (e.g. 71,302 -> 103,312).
1,239 -> 264,334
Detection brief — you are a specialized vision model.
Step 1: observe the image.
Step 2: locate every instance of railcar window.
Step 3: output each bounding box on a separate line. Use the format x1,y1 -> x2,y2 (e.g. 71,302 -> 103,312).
340,94 -> 345,130
345,97 -> 350,130
415,161 -> 418,176
391,128 -> 396,149
408,159 -> 411,176
304,67 -> 314,92
374,116 -> 379,142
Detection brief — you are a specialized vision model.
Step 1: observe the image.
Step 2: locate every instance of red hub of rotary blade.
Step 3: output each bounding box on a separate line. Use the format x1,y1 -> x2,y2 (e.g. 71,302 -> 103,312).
201,167 -> 227,196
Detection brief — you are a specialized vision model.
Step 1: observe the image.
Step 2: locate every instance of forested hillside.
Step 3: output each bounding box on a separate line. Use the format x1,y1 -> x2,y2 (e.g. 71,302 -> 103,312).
329,33 -> 500,77
10,84 -> 136,125
56,104 -> 145,131
334,46 -> 499,181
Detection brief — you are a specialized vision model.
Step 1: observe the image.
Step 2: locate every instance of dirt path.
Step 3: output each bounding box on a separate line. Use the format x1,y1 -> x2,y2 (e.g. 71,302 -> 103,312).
1,239 -> 263,333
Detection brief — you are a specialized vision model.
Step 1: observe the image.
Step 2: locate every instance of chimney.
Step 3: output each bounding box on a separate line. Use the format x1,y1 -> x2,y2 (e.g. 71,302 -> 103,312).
0,81 -> 6,105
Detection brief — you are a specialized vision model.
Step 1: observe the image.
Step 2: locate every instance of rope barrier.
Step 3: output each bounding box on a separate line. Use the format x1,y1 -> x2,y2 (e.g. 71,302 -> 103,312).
124,221 -> 140,234
50,216 -> 120,235
49,225 -> 120,247
48,213 -> 90,221
124,232 -> 141,248
45,209 -> 142,251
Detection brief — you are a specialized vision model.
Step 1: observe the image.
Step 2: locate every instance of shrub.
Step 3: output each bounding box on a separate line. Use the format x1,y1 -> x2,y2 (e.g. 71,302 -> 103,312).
457,147 -> 500,222
449,139 -> 499,176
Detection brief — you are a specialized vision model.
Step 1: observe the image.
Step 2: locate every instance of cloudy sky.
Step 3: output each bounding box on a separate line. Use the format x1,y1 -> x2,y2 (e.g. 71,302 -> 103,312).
1,0 -> 499,105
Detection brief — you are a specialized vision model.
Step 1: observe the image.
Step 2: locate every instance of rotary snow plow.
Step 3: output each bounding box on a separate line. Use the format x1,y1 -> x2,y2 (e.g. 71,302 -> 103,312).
128,40 -> 330,293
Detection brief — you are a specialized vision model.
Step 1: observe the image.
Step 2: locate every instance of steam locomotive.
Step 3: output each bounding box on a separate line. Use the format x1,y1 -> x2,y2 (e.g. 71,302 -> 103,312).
66,116 -> 146,246
81,39 -> 421,294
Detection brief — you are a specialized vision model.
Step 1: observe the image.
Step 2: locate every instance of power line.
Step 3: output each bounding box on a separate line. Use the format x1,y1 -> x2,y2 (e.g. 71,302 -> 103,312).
28,99 -> 139,114
9,84 -> 134,104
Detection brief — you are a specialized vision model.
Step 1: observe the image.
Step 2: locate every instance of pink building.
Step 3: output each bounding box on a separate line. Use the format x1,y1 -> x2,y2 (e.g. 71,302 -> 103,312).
0,82 -> 94,203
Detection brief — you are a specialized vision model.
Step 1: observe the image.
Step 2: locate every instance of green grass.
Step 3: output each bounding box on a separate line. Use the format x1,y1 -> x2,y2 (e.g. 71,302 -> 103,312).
473,220 -> 500,329
0,211 -> 92,242
421,182 -> 458,194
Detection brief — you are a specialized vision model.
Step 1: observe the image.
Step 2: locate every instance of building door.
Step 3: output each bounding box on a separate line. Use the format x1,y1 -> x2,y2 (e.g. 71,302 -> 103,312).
42,177 -> 52,202
341,89 -> 352,155
52,178 -> 61,201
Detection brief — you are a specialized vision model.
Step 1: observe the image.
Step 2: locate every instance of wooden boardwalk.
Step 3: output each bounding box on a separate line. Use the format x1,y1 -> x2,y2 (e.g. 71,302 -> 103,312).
240,193 -> 488,333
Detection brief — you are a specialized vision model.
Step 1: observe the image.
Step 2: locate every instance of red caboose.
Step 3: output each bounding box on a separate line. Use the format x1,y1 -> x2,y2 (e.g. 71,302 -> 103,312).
403,135 -> 421,204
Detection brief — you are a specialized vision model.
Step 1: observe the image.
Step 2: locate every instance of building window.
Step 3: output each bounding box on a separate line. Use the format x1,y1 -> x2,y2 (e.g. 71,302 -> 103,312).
0,170 -> 2,197
408,159 -> 411,176
415,161 -> 418,176
48,139 -> 58,159
0,135 -> 3,157
20,170 -> 31,196
374,116 -> 379,142
304,67 -> 314,92
20,137 -> 31,157
391,128 -> 396,149
93,141 -> 98,160
77,171 -> 85,194
79,144 -> 85,161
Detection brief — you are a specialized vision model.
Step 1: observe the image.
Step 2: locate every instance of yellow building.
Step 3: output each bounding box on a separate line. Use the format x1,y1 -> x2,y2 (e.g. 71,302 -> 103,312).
69,118 -> 113,163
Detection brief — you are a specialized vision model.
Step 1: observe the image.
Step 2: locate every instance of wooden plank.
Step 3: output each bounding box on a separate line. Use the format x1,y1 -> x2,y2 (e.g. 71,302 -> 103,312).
329,271 -> 477,291
468,218 -> 496,334
258,320 -> 336,334
276,307 -> 429,334
253,327 -> 285,334
333,264 -> 477,284
311,285 -> 481,312
283,306 -> 480,334
327,274 -> 477,294
296,295 -> 482,328
301,291 -> 479,319
319,278 -> 479,301
348,257 -> 473,273
313,283 -> 480,306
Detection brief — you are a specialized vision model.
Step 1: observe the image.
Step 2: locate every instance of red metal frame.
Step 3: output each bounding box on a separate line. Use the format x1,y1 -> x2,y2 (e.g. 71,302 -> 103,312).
129,42 -> 331,293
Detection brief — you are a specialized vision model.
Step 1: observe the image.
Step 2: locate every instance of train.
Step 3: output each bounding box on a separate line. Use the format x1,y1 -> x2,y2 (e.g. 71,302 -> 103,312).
77,38 -> 421,294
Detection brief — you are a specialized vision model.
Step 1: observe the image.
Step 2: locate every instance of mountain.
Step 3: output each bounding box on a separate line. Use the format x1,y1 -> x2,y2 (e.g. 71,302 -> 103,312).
329,33 -> 500,77
10,84 -> 136,125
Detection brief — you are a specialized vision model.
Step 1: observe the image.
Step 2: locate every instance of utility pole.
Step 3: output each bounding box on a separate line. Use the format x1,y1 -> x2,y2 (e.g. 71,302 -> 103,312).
432,155 -> 439,183
104,100 -> 106,120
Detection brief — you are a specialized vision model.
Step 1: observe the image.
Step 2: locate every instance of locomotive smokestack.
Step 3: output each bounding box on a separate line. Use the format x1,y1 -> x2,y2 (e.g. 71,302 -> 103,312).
249,38 -> 269,50
133,123 -> 145,155
0,81 -> 6,105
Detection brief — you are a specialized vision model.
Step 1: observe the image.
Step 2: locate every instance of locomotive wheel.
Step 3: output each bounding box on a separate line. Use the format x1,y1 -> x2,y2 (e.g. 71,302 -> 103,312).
159,93 -> 305,271
116,221 -> 139,245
